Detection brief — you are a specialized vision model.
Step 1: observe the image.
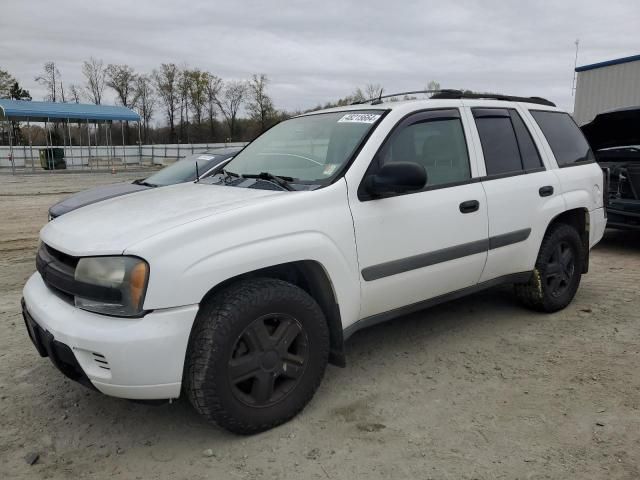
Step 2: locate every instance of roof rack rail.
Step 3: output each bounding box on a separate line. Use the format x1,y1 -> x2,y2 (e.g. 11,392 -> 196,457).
353,89 -> 556,107
352,89 -> 446,105
431,90 -> 556,107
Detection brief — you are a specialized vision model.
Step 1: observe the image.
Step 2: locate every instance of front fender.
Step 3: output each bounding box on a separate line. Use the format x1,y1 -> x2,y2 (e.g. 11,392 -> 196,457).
174,231 -> 360,326
126,180 -> 362,329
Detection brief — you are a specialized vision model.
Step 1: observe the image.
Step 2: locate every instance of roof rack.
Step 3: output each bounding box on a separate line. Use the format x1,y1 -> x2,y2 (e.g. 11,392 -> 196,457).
431,90 -> 556,107
352,89 -> 443,105
354,89 -> 556,107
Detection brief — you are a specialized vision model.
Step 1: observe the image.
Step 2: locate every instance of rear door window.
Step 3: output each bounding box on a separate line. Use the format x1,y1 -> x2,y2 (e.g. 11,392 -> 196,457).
530,110 -> 595,167
472,109 -> 523,175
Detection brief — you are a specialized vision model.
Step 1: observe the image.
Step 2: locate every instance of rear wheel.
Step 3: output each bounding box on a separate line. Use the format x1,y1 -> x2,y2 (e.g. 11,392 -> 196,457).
184,278 -> 329,434
515,223 -> 584,312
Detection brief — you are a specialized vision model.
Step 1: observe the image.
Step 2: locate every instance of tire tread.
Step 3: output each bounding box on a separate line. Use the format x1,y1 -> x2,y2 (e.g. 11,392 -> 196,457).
184,278 -> 329,434
514,223 -> 584,312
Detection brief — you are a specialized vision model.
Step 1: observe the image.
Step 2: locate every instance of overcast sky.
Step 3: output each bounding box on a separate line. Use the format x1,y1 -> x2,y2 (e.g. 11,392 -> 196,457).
2,0 -> 639,120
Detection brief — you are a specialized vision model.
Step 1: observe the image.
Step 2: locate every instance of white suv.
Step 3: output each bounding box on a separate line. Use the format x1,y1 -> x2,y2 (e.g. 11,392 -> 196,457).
22,91 -> 606,434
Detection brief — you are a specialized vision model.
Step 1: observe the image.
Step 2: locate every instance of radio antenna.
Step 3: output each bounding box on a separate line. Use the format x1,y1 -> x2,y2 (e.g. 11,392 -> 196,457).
572,39 -> 580,97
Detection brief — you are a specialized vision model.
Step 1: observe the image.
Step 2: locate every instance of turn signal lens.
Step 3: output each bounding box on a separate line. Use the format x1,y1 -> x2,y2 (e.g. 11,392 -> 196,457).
129,261 -> 149,310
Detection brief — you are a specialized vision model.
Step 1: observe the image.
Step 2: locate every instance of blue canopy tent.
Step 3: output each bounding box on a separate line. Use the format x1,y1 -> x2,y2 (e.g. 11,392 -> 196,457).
0,99 -> 141,173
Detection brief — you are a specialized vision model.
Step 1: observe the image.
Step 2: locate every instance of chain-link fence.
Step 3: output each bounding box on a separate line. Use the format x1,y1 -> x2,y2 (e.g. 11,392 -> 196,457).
0,142 -> 247,174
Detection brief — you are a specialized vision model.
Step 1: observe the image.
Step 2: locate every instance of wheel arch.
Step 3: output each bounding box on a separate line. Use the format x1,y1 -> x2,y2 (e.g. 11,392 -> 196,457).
544,207 -> 590,273
198,260 -> 346,367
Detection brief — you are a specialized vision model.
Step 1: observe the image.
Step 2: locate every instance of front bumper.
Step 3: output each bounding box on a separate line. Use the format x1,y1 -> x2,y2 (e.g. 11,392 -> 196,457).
606,204 -> 640,230
22,272 -> 199,400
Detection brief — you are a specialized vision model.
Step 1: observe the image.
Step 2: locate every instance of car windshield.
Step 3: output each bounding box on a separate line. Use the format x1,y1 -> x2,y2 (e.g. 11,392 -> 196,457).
223,110 -> 385,183
145,153 -> 221,186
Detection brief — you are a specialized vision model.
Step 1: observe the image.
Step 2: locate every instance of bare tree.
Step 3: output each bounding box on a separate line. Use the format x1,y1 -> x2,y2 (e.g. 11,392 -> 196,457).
186,69 -> 208,128
152,63 -> 179,141
66,83 -> 83,140
106,64 -> 139,143
82,58 -> 106,104
177,69 -> 191,142
364,83 -> 383,100
59,82 -> 67,103
205,73 -> 222,137
216,80 -> 247,140
106,64 -> 138,108
247,74 -> 275,133
351,87 -> 366,103
35,62 -> 60,102
135,75 -> 156,143
426,80 -> 441,93
69,84 -> 82,103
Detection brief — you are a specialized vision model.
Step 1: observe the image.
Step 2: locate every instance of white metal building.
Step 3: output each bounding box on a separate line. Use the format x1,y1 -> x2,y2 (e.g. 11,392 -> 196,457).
573,54 -> 640,125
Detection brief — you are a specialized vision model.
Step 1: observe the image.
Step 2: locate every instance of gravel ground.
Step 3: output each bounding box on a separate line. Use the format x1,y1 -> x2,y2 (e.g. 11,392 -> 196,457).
1,173 -> 639,479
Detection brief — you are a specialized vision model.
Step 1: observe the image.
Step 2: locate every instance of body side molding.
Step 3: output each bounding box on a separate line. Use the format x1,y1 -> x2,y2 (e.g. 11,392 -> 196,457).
361,228 -> 531,281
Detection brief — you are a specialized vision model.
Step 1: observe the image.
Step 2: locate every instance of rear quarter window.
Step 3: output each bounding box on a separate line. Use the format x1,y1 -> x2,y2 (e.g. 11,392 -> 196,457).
530,111 -> 595,167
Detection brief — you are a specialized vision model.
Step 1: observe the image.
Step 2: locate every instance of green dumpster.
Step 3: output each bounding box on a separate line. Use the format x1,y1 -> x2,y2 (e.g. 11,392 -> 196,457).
39,148 -> 67,170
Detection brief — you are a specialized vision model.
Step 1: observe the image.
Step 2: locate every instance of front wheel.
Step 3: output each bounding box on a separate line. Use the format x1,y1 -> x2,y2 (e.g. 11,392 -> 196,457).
515,223 -> 584,312
184,278 -> 330,434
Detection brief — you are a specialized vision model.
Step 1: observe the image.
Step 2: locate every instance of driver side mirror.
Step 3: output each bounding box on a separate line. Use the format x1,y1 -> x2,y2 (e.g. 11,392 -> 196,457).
365,162 -> 427,197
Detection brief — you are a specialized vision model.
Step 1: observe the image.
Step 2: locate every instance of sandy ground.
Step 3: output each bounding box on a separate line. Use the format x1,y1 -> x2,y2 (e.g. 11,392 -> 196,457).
1,172 -> 639,479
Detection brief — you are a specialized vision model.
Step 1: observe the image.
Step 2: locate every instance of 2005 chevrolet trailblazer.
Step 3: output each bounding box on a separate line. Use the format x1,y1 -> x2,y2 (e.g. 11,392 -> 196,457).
22,90 -> 606,434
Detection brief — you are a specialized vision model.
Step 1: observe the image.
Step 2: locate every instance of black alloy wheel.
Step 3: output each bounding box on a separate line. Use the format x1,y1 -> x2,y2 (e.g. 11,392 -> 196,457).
543,240 -> 576,298
228,313 -> 309,407
184,277 -> 330,434
514,223 -> 584,312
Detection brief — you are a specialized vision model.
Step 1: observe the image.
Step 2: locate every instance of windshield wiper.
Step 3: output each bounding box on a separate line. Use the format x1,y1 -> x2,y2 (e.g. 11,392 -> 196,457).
133,179 -> 158,187
241,172 -> 295,191
222,169 -> 240,178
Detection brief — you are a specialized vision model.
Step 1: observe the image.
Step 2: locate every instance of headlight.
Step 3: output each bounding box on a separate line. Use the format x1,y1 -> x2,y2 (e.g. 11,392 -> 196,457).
74,256 -> 149,317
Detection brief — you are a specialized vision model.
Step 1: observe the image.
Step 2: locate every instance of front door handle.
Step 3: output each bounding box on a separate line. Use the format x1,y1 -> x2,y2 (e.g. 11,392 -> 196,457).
539,186 -> 554,197
459,200 -> 480,214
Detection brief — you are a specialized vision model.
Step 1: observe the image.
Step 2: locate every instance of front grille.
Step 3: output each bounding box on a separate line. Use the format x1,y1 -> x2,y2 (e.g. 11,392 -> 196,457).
36,244 -> 77,303
44,244 -> 78,269
36,244 -> 122,304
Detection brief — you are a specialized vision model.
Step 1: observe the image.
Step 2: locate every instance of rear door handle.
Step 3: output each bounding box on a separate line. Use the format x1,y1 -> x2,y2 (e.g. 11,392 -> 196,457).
459,200 -> 480,214
539,186 -> 554,197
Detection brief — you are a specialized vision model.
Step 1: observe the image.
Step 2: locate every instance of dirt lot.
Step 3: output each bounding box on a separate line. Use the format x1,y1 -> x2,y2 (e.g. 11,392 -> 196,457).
1,172 -> 639,479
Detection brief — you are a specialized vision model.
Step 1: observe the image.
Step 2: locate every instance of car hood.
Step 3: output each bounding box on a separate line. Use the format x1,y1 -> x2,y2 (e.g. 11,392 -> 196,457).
581,107 -> 640,151
41,182 -> 285,256
49,182 -> 149,217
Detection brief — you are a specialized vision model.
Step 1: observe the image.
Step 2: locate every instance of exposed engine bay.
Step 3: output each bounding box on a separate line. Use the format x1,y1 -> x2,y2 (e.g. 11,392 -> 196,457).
581,108 -> 640,230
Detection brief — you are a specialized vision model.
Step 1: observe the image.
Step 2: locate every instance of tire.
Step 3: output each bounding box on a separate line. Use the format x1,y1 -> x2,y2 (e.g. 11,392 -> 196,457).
514,223 -> 584,312
184,277 -> 330,434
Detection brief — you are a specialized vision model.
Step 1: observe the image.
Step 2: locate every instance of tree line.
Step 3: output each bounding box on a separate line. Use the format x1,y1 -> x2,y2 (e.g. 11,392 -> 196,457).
1,61 -> 283,145
1,61 -> 442,147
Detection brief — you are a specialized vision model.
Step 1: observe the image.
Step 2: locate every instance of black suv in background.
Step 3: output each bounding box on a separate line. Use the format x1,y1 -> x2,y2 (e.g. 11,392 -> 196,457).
582,107 -> 640,230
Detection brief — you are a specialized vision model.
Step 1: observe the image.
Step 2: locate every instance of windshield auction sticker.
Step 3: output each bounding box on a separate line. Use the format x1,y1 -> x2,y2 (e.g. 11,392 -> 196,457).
337,113 -> 381,124
323,164 -> 339,176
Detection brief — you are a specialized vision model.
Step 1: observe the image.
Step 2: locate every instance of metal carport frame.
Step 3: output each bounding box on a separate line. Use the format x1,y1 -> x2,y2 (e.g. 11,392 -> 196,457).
0,99 -> 141,174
